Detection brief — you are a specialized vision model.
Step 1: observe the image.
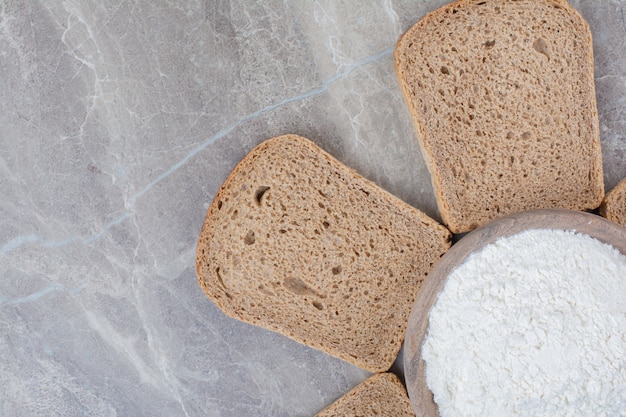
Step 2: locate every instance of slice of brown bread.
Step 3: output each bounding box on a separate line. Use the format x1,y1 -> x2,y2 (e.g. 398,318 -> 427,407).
394,0 -> 604,233
196,134 -> 451,372
315,373 -> 415,417
600,177 -> 626,227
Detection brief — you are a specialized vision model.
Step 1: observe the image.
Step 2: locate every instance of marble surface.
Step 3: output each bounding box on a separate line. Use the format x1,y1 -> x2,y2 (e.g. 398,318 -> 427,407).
1,1 -> 624,416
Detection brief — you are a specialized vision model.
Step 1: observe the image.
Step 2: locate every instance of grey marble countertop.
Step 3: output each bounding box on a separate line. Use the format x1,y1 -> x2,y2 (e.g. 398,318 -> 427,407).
1,1 -> 624,416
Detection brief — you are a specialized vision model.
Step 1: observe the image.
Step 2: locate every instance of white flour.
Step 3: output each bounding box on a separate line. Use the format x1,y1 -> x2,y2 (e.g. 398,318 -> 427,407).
422,229 -> 626,417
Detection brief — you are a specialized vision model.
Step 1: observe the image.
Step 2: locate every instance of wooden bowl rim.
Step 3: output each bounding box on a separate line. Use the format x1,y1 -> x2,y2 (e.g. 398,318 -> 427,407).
403,209 -> 626,417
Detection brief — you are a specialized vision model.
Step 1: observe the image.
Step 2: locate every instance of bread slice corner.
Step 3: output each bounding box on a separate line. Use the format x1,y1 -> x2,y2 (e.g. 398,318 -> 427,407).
600,177 -> 626,227
394,0 -> 604,233
196,134 -> 451,372
315,373 -> 415,417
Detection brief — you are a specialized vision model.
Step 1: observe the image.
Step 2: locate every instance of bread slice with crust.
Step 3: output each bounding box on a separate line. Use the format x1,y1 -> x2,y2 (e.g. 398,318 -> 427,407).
600,177 -> 626,227
315,373 -> 415,417
394,0 -> 604,233
196,134 -> 451,372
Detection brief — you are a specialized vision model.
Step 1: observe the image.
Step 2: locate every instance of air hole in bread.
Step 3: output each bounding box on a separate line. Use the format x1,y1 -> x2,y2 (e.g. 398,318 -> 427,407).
440,66 -> 450,75
217,200 -> 223,210
215,267 -> 232,299
254,186 -> 270,205
283,277 -> 316,296
312,301 -> 323,310
484,39 -> 496,48
332,266 -> 343,275
322,221 -> 330,229
533,38 -> 550,60
244,230 -> 255,245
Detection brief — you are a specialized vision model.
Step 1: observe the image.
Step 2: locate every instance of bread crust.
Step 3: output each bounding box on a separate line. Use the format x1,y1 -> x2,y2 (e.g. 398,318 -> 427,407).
196,134 -> 451,372
394,0 -> 604,233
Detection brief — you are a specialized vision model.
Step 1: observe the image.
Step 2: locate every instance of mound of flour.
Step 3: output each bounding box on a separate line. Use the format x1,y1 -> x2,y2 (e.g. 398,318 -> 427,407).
422,229 -> 626,417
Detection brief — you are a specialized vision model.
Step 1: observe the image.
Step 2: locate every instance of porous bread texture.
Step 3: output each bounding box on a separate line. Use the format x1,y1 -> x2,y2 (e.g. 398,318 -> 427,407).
315,373 -> 415,417
196,134 -> 451,372
394,0 -> 604,233
600,177 -> 626,227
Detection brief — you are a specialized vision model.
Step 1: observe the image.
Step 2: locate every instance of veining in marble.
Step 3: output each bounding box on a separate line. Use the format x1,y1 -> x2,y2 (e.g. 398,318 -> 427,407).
1,1 -> 624,416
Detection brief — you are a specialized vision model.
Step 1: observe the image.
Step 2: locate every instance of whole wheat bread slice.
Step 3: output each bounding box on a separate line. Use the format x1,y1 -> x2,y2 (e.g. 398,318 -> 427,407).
600,177 -> 626,227
394,0 -> 604,233
315,373 -> 415,417
196,134 -> 451,372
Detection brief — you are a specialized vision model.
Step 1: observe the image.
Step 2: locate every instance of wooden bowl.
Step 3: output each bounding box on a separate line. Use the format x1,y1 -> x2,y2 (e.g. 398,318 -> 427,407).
403,209 -> 626,417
